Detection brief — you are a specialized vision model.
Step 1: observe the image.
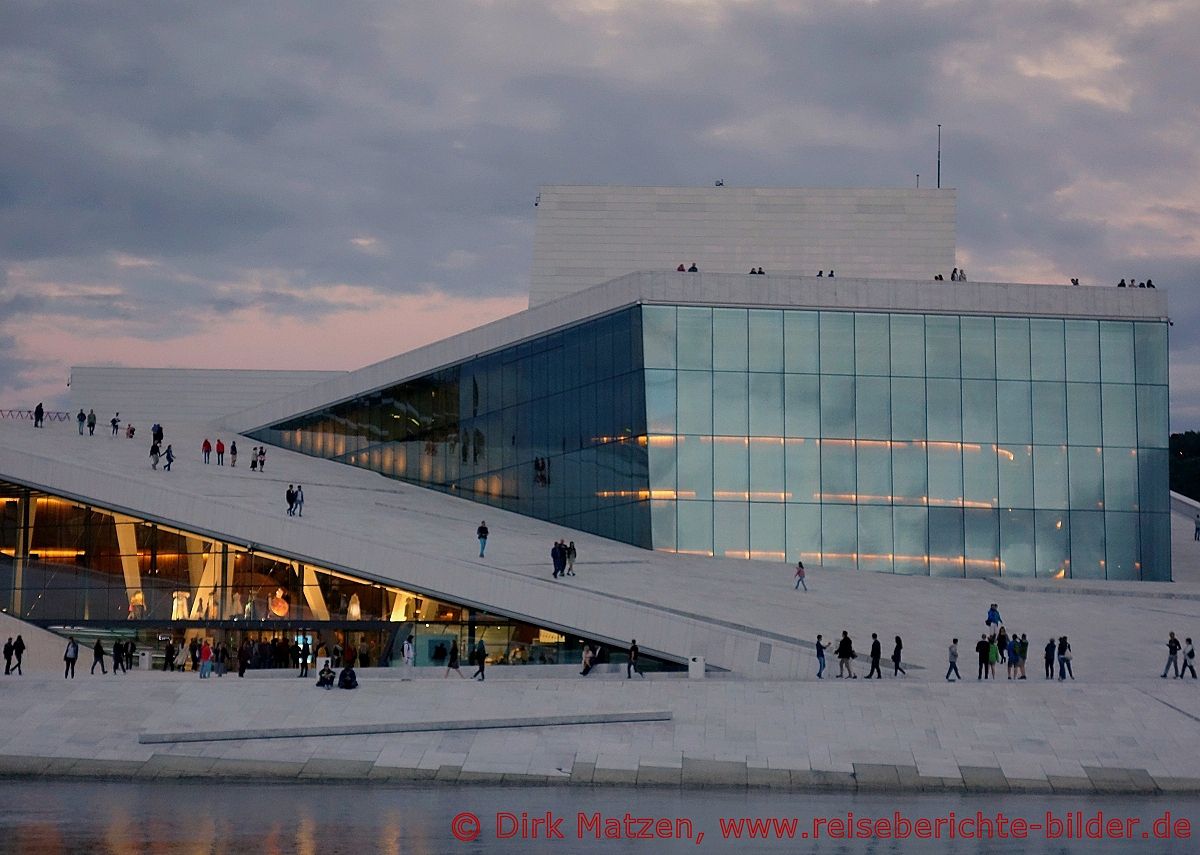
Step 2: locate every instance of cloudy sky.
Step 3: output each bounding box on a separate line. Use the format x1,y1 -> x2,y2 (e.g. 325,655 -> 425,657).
2,0 -> 1198,425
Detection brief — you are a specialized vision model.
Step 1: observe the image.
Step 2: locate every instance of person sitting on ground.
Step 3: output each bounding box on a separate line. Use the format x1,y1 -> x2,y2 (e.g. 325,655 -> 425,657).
677,263 -> 686,272
817,270 -> 823,277
316,660 -> 335,689
1146,278 -> 1155,288
687,262 -> 698,272
1137,281 -> 1146,288
338,665 -> 358,689
934,274 -> 943,280
828,269 -> 834,277
1118,278 -> 1127,287
749,267 -> 758,275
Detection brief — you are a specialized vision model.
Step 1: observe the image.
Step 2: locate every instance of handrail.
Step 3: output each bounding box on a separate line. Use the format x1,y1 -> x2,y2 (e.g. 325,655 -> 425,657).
0,409 -> 71,422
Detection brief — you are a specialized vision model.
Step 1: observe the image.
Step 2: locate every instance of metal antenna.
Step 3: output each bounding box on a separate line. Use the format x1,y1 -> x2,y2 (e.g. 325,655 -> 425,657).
937,124 -> 942,189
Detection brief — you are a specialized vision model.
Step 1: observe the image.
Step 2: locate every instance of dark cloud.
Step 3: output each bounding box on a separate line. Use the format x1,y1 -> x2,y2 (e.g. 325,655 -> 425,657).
1,0 -> 1198,421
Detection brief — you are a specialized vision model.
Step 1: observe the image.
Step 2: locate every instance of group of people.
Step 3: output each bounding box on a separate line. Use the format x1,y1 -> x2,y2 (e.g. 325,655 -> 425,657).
1117,279 -> 1155,288
814,631 -> 905,679
551,539 -> 577,578
934,268 -> 967,282
747,267 -> 766,275
59,636 -> 136,677
147,423 -> 172,470
675,263 -> 700,272
2,636 -> 26,674
315,659 -> 358,689
1162,632 -> 1197,679
285,484 -> 305,516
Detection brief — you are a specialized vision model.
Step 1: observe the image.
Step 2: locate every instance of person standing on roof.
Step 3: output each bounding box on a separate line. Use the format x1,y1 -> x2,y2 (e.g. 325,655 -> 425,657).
477,521 -> 489,557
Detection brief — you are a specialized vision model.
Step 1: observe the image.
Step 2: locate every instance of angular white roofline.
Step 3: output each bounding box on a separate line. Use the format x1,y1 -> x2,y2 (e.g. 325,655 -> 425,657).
228,272 -> 1167,436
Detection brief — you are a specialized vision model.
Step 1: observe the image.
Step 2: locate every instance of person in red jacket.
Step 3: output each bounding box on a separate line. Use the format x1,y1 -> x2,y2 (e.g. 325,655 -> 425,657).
202,438 -> 212,463
215,438 -> 225,465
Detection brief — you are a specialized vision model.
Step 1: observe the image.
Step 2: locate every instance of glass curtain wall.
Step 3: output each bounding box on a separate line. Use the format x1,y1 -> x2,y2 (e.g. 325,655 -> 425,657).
251,308 -> 651,547
643,306 -> 1170,581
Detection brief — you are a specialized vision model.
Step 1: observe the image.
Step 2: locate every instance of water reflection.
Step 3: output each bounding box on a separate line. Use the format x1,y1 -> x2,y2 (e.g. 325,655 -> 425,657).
0,780 -> 1193,854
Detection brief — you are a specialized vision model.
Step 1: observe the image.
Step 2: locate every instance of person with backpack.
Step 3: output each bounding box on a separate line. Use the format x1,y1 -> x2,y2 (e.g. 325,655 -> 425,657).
794,560 -> 807,591
1183,638 -> 1197,679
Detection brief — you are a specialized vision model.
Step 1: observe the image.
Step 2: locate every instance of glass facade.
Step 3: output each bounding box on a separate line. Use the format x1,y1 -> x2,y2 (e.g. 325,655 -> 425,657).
0,480 -> 672,671
251,308 -> 651,547
642,306 -> 1170,580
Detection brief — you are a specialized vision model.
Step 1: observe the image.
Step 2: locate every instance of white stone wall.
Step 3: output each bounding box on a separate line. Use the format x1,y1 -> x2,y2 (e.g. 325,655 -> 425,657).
530,185 -> 957,305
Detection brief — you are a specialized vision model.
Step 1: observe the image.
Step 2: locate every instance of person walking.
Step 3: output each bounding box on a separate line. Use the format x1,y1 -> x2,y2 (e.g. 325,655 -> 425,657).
815,634 -> 827,679
86,409 -> 97,435
199,640 -> 212,678
286,485 -> 296,516
471,638 -> 487,681
835,631 -> 857,678
976,634 -> 990,680
445,640 -> 465,678
579,644 -> 595,676
866,633 -> 883,679
565,541 -> 577,576
892,636 -> 906,677
237,640 -> 251,677
1044,638 -> 1056,679
163,444 -> 174,471
794,560 -> 807,591
551,541 -> 564,579
3,638 -> 12,675
295,485 -> 304,517
110,413 -> 120,436
1017,634 -> 1029,679
111,640 -> 125,674
1163,632 -> 1182,678
64,636 -> 79,678
946,638 -> 961,681
988,634 -> 999,679
257,447 -> 266,472
163,640 -> 175,672
1195,513 -> 1200,541
149,440 -> 161,469
403,634 -> 415,667
627,639 -> 645,678
12,636 -> 24,674
33,402 -> 44,428
215,439 -> 225,465
202,438 -> 212,463
91,639 -> 107,674
1057,636 -> 1074,680
476,521 -> 488,557
1183,638 -> 1197,679
230,441 -> 238,467
77,409 -> 86,435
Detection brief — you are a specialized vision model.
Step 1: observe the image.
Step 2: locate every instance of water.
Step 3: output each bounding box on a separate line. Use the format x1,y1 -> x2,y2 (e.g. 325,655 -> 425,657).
0,781 -> 1195,853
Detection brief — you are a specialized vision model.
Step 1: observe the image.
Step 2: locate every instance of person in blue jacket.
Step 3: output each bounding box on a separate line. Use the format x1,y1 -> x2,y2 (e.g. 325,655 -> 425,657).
986,603 -> 1002,627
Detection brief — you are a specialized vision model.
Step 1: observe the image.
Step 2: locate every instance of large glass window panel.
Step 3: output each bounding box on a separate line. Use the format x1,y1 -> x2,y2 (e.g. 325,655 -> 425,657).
996,381 -> 1032,443
676,307 -> 713,370
713,309 -> 749,372
1099,321 -> 1136,384
854,313 -> 890,376
928,507 -> 964,577
1030,318 -> 1065,381
892,506 -> 929,575
998,444 -> 1033,509
785,503 -> 821,562
749,503 -> 785,560
891,442 -> 927,506
999,509 -> 1035,577
784,375 -> 820,437
1136,385 -> 1169,449
749,373 -> 784,436
713,439 -> 749,501
749,438 -> 785,500
713,373 -> 748,436
1069,510 -> 1105,579
1034,510 -> 1070,578
820,376 -> 855,438
819,312 -> 854,374
926,379 -> 962,441
891,378 -> 926,440
927,444 -> 963,506
647,442 -> 676,498
1137,448 -> 1169,513
964,509 -> 1000,577
820,441 -> 856,501
783,311 -> 819,374
961,380 -> 997,442
1101,384 -> 1138,447
1139,513 -> 1172,581
858,506 -> 893,573
1134,323 -> 1168,386
1068,445 -> 1104,510
748,310 -> 784,372
1031,382 -> 1067,445
644,370 -> 676,434
821,504 -> 857,567
677,371 -> 713,435
995,317 -> 1031,380
676,501 -> 714,556
889,314 -> 925,377
714,502 -> 749,559
856,443 -> 892,505
676,436 -> 713,501
963,445 -> 998,508
960,316 -> 997,379
1105,512 -> 1140,580
925,316 -> 961,378
1032,445 -> 1069,509
1103,447 -> 1139,512
649,500 -> 676,553
855,377 -> 890,440
1065,320 -> 1100,382
785,439 -> 820,503
1065,383 -> 1102,446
